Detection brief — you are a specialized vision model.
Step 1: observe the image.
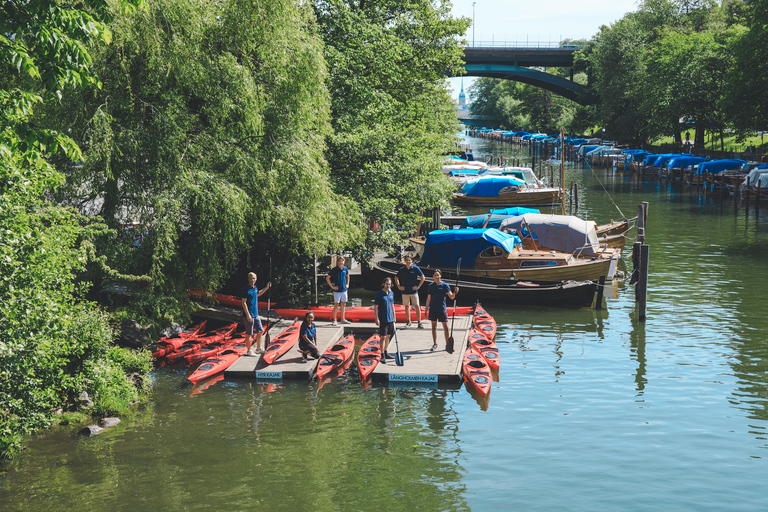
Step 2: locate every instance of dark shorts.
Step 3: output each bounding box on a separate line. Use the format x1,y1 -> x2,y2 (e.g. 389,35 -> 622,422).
379,321 -> 395,337
244,316 -> 263,336
428,309 -> 448,323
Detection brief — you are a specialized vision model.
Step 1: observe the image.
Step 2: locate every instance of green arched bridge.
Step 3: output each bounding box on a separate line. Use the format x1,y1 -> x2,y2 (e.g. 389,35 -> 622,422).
457,46 -> 591,105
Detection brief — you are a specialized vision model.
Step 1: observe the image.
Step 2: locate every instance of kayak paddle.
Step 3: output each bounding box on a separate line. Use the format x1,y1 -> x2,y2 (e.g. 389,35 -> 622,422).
447,258 -> 461,354
265,256 -> 272,346
391,304 -> 404,366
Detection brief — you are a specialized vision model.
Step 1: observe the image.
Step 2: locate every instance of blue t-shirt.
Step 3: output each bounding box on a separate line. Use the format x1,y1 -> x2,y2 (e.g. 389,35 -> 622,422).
428,282 -> 451,315
300,321 -> 316,343
396,265 -> 424,294
374,289 -> 395,323
328,265 -> 349,292
241,285 -> 260,316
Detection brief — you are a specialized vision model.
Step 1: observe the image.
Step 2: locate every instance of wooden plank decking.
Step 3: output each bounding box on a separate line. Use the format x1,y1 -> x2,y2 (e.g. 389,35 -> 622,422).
225,316 -> 472,384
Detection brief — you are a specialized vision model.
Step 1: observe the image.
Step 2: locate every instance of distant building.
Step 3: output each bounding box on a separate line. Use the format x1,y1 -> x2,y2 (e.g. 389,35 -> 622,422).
457,78 -> 469,117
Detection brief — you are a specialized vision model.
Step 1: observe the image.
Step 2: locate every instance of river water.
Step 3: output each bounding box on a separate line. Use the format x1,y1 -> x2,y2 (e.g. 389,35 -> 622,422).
2,134 -> 768,511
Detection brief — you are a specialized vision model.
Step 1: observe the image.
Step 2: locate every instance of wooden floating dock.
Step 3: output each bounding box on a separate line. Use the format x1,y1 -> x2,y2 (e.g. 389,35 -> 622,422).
225,316 -> 473,385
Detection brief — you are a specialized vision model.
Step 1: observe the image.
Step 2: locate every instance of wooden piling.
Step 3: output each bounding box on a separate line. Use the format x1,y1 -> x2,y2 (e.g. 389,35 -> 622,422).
638,244 -> 649,321
594,275 -> 605,310
574,183 -> 579,211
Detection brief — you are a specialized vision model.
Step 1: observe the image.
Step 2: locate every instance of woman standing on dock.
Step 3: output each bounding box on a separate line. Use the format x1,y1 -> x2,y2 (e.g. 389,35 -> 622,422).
373,277 -> 396,362
425,270 -> 458,352
241,272 -> 271,356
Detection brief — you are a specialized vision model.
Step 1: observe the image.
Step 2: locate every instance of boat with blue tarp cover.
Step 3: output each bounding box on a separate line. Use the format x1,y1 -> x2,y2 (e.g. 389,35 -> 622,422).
453,177 -> 562,206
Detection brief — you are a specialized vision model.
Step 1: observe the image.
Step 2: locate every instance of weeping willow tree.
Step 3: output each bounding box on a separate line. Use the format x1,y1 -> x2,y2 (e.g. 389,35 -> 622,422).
48,0 -> 361,322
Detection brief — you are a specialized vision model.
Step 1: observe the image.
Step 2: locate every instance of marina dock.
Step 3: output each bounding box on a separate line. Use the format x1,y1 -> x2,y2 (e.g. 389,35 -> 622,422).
225,315 -> 473,384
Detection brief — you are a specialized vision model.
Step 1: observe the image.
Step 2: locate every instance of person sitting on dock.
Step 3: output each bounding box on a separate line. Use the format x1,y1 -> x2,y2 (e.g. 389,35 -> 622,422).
326,256 -> 351,326
241,272 -> 271,356
424,269 -> 458,352
299,311 -> 320,362
373,277 -> 396,363
395,255 -> 425,328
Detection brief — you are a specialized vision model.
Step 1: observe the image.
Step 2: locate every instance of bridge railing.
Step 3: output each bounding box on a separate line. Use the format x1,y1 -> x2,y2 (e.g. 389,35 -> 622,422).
466,39 -> 584,49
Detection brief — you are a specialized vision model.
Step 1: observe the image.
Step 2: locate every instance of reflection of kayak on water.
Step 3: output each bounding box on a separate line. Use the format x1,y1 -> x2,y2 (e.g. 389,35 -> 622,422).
273,305 -> 473,322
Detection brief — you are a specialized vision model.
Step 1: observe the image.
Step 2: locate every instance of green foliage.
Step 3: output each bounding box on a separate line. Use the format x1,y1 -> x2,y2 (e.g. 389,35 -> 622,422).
316,0 -> 469,255
1,0 -> 149,460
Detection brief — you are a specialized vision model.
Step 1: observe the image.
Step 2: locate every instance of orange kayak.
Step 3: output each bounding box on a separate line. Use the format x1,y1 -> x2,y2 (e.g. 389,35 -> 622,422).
150,320 -> 207,358
262,320 -> 301,364
184,333 -> 245,364
274,305 -> 473,323
316,334 -> 355,380
473,303 -> 497,340
187,342 -> 247,384
463,347 -> 492,397
357,334 -> 381,381
468,328 -> 500,371
187,289 -> 272,310
165,323 -> 237,362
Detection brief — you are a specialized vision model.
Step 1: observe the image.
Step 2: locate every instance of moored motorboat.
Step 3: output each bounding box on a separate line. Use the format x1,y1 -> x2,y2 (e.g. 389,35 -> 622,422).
262,320 -> 301,364
316,334 -> 355,380
357,334 -> 382,381
453,177 -> 562,206
463,347 -> 492,397
364,258 -> 598,307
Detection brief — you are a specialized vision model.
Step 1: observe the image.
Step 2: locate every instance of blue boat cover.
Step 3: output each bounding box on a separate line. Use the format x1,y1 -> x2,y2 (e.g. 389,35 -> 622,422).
449,170 -> 480,177
696,159 -> 746,175
461,177 -> 525,197
460,207 -> 541,229
667,156 -> 707,168
419,229 -> 521,269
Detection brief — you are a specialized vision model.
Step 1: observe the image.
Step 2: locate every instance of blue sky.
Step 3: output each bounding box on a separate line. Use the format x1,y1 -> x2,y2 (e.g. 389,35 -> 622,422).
448,0 -> 640,99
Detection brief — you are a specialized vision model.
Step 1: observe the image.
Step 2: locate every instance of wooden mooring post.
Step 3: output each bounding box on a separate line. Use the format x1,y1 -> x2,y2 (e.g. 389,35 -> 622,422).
633,202 -> 649,320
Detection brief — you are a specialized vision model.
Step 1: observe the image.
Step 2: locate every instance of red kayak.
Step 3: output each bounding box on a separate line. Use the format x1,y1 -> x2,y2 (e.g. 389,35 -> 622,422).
274,305 -> 473,323
473,303 -> 497,340
357,334 -> 381,380
463,347 -> 492,397
262,320 -> 301,364
468,328 -> 500,371
150,320 -> 207,358
166,323 -> 237,362
318,356 -> 353,391
316,334 -> 355,380
187,289 -> 272,310
184,333 -> 244,364
187,342 -> 247,384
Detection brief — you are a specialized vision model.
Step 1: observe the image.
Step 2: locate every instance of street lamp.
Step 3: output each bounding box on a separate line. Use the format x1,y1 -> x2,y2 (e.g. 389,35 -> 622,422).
473,2 -> 476,47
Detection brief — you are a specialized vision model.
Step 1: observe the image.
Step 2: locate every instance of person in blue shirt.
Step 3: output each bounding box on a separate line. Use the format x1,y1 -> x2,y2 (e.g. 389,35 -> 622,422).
424,269 -> 458,352
299,311 -> 320,362
395,255 -> 425,328
325,256 -> 351,326
373,277 -> 396,362
241,272 -> 271,356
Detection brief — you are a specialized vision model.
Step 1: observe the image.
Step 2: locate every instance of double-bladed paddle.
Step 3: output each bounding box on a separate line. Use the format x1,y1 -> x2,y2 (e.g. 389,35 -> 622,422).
447,258 -> 461,354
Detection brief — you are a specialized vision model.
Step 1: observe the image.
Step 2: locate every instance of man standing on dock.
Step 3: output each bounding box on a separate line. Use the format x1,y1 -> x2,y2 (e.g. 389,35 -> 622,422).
326,256 -> 351,326
373,277 -> 396,362
394,255 -> 425,328
241,272 -> 271,356
425,269 -> 457,352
